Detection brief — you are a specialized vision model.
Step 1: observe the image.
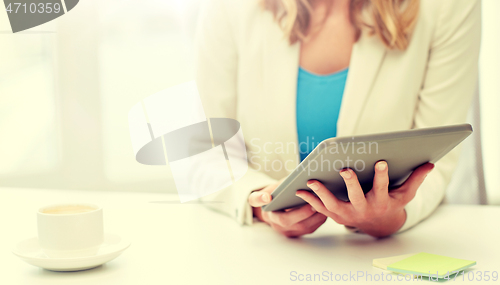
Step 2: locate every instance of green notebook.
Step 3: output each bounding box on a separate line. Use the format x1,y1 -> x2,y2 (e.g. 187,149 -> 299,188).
374,252 -> 476,279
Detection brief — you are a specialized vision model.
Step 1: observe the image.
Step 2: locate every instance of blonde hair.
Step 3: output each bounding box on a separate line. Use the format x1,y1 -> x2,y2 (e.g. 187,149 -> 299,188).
261,0 -> 419,50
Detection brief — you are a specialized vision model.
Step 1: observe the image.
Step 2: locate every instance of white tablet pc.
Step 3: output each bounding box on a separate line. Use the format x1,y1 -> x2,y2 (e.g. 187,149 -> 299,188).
262,124 -> 472,212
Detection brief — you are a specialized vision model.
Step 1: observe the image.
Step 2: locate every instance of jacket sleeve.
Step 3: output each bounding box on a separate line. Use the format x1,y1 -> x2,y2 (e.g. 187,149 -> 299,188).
194,0 -> 277,225
398,0 -> 481,232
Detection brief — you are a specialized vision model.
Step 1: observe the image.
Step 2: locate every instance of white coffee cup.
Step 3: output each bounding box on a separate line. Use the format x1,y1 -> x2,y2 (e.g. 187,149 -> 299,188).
37,204 -> 104,258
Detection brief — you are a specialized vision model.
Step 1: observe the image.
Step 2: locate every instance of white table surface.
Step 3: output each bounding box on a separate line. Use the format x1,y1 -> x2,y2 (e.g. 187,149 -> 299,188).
2,187 -> 499,285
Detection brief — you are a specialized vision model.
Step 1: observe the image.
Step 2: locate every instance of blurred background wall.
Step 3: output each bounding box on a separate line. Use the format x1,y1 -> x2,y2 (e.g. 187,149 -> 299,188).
0,0 -> 499,204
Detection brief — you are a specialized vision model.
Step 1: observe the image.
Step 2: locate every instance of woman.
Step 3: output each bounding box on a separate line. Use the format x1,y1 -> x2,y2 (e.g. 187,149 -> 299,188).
195,0 -> 480,237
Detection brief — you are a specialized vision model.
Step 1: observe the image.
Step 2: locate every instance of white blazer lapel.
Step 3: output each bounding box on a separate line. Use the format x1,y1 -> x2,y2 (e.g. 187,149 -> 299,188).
261,18 -> 301,167
337,34 -> 387,136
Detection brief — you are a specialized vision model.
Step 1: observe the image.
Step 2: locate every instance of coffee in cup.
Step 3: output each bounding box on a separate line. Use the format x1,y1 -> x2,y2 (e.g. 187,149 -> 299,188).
42,205 -> 98,215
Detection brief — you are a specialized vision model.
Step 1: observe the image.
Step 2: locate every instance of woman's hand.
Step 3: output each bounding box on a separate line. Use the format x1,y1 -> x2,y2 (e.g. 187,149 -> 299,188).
249,180 -> 327,238
295,161 -> 434,238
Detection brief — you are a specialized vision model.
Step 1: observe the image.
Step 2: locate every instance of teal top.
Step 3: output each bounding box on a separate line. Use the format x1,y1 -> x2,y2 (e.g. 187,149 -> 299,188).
296,67 -> 348,161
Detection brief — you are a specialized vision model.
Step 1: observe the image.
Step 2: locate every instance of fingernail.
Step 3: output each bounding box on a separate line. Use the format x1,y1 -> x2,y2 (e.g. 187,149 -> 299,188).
340,169 -> 351,179
307,182 -> 318,191
376,161 -> 387,171
261,193 -> 270,203
311,206 -> 316,213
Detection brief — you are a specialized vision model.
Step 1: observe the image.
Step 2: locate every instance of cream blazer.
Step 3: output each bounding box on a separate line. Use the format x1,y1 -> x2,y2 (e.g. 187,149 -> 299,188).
194,0 -> 481,232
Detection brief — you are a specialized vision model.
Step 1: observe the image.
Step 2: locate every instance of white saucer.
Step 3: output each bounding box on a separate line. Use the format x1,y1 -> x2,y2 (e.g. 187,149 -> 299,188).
13,233 -> 131,271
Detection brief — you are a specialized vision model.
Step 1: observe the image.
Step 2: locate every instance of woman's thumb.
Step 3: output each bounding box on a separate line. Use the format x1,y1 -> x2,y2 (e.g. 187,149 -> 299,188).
248,191 -> 272,207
